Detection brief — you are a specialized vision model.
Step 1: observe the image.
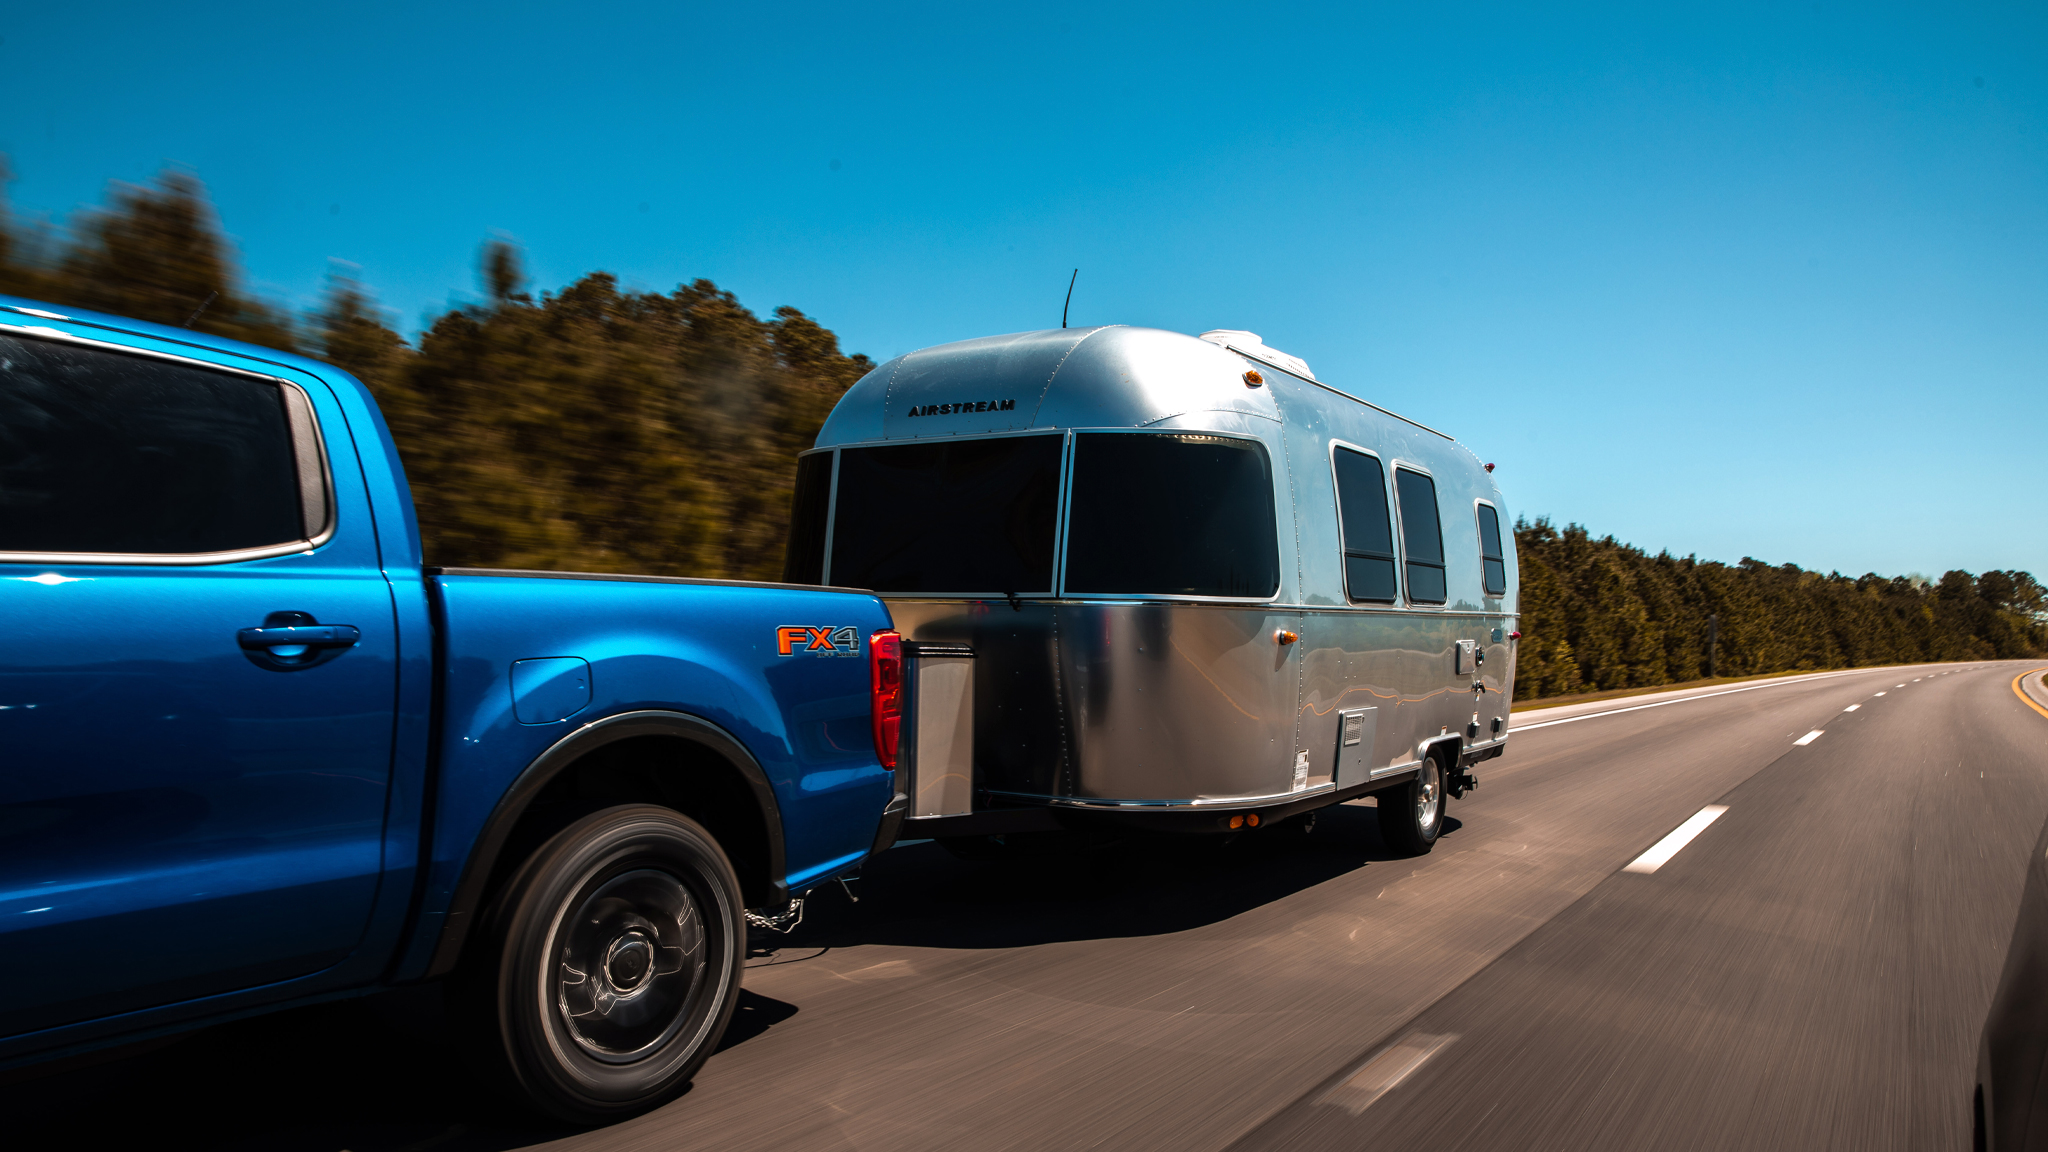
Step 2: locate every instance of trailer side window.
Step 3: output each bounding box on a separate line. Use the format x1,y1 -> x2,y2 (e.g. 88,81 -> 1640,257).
1476,503 -> 1507,597
1332,447 -> 1397,603
0,332 -> 309,554
1065,433 -> 1279,598
830,434 -> 1061,594
1394,468 -> 1446,605
782,451 -> 832,584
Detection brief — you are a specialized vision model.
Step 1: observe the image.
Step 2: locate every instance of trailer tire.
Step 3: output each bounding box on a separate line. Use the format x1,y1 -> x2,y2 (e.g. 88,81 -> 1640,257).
457,804 -> 743,1124
1377,754 -> 1445,856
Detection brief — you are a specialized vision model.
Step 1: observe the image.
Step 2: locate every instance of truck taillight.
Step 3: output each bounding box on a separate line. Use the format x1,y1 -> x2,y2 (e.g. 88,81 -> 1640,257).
869,630 -> 903,769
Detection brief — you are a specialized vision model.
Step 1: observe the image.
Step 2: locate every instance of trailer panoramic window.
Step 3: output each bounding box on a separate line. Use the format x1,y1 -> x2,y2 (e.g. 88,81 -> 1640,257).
1064,433 -> 1279,598
0,332 -> 308,554
1332,447 -> 1397,603
1476,503 -> 1507,597
829,434 -> 1061,594
1395,468 -> 1446,605
782,451 -> 832,584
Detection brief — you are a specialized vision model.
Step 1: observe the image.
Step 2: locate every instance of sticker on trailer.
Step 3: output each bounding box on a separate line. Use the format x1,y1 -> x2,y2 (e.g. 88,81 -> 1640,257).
775,625 -> 861,656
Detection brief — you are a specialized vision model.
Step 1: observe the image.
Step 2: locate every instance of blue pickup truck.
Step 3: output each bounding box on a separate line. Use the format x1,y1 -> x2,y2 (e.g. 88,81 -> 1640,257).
0,297 -> 906,1121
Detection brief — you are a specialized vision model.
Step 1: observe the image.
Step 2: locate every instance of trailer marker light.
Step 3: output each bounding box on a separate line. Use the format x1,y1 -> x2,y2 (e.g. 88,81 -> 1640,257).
1247,813 -> 1260,827
1243,369 -> 1264,387
1230,815 -> 1244,829
869,630 -> 903,769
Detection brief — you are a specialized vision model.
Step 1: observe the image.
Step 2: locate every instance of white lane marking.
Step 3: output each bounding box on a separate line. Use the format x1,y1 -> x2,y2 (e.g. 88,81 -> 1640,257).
1624,805 -> 1730,874
1844,705 -> 1860,712
1795,729 -> 1825,745
1897,684 -> 1906,687
1322,1033 -> 1458,1115
1512,668 -> 1888,733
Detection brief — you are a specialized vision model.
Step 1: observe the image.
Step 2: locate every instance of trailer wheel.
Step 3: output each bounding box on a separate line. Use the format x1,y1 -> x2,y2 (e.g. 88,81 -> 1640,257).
458,804 -> 743,1123
1377,754 -> 1445,856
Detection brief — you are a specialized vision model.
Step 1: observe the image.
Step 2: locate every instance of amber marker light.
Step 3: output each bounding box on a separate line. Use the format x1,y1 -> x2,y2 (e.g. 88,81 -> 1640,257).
1243,369 -> 1264,387
1247,813 -> 1261,827
1230,815 -> 1245,829
1275,629 -> 1299,645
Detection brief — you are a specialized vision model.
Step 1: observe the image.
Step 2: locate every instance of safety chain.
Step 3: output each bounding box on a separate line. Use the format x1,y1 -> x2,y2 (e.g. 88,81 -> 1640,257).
744,895 -> 806,934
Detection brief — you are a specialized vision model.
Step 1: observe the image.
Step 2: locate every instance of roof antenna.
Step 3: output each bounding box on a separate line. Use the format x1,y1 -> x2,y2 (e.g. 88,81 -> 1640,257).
1061,269 -> 1078,329
183,291 -> 218,328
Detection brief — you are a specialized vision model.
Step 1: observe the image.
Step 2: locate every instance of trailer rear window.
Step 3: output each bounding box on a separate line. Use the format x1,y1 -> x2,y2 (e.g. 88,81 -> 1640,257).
0,332 -> 307,555
1395,468 -> 1446,605
1064,433 -> 1279,598
829,434 -> 1062,594
1476,503 -> 1507,597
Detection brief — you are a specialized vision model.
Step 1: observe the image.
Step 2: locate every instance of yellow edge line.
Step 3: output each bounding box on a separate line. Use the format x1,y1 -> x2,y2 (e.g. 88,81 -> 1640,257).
2013,668 -> 2048,722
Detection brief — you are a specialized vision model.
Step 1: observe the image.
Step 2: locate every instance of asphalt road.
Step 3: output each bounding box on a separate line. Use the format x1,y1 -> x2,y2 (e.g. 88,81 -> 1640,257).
11,661 -> 2047,1152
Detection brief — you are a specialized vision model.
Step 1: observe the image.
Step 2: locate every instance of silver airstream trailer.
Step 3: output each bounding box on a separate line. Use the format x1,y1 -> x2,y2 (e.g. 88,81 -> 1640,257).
784,325 -> 1517,855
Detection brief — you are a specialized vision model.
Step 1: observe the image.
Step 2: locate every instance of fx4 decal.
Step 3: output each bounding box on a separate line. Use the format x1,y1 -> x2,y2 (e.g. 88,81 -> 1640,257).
775,625 -> 861,657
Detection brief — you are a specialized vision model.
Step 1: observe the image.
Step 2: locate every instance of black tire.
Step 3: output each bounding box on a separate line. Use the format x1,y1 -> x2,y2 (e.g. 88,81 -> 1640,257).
1377,753 -> 1446,856
458,805 -> 743,1124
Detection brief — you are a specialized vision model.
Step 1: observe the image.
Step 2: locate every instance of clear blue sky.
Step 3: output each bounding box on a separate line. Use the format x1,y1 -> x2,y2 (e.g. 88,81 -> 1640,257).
3,2 -> 2042,580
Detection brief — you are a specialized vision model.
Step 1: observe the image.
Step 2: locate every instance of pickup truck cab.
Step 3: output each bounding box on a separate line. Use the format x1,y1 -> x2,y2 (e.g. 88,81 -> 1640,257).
0,298 -> 905,1121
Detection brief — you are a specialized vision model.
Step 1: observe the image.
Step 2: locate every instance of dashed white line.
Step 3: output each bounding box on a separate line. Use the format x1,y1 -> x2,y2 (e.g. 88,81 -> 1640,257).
1625,805 -> 1730,874
1795,729 -> 1825,745
1322,1033 -> 1458,1115
1844,705 -> 1860,712
1875,692 -> 1886,696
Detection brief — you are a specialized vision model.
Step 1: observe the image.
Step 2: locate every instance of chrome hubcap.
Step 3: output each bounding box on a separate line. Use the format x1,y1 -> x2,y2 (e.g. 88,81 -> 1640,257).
1416,759 -> 1442,833
554,868 -> 707,1062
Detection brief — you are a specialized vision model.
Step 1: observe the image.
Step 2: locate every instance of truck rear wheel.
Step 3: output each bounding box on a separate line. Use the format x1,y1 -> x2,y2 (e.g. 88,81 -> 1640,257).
461,804 -> 743,1123
1377,754 -> 1445,856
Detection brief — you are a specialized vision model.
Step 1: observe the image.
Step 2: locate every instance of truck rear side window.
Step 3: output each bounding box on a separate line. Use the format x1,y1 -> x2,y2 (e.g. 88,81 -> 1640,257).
0,333 -> 306,555
830,434 -> 1061,594
1477,503 -> 1507,596
1332,447 -> 1397,603
1064,433 -> 1279,598
1395,468 -> 1446,605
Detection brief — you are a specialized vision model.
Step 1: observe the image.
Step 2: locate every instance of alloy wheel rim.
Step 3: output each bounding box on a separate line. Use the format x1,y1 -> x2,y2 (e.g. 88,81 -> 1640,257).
552,868 -> 708,1063
1416,760 -> 1442,832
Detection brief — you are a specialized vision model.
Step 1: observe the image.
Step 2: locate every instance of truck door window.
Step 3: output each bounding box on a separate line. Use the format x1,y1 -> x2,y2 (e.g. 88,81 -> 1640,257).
1394,468 -> 1446,605
830,434 -> 1062,594
0,333 -> 310,554
1476,503 -> 1507,596
1332,447 -> 1397,603
1064,433 -> 1279,598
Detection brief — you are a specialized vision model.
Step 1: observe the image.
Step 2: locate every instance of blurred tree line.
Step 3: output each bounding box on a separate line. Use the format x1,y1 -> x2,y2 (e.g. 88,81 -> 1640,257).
3,163 -> 2040,688
0,163 -> 869,580
1514,519 -> 2046,697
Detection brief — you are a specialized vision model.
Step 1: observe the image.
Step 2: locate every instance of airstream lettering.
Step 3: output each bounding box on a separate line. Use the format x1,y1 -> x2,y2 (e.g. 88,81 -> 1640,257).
785,325 -> 1517,854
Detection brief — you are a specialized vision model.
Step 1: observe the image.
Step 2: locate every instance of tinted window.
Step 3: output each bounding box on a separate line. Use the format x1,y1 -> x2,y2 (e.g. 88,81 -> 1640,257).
1332,447 -> 1397,603
830,435 -> 1061,593
1394,468 -> 1446,605
782,451 -> 832,584
1477,503 -> 1507,597
1065,433 -> 1279,598
0,333 -> 305,554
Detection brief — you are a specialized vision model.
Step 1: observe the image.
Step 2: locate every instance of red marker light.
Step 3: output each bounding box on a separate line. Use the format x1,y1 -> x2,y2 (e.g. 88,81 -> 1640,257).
1484,462 -> 1496,473
869,630 -> 903,769
1508,630 -> 1522,640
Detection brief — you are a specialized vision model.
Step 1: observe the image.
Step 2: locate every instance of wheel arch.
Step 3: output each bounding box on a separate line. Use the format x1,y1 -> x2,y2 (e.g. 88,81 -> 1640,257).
426,710 -> 786,978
